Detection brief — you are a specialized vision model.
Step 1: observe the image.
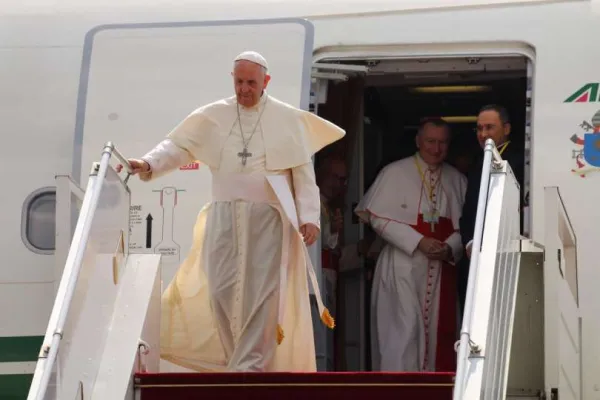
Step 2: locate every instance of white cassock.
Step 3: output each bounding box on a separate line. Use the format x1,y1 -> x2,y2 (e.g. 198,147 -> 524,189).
355,153 -> 466,372
139,92 -> 345,372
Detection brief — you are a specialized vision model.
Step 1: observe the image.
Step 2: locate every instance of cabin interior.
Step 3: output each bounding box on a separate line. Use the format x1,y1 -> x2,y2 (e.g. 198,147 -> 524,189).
311,55 -> 529,372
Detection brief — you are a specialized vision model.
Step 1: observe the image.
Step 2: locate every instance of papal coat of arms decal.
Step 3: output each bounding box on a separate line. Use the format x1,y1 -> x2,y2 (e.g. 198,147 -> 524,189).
570,110 -> 600,177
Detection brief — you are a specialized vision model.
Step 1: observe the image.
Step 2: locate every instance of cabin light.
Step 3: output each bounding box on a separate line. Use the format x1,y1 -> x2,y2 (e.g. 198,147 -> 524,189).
440,116 -> 478,123
410,85 -> 491,93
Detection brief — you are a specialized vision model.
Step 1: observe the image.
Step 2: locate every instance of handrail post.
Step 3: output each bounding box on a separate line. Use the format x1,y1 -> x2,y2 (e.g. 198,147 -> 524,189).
28,142 -> 132,400
453,138 -> 501,399
105,141 -> 133,183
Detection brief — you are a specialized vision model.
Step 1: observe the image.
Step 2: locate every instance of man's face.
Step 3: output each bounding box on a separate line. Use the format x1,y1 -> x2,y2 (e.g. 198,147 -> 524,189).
321,160 -> 348,201
232,60 -> 271,108
476,110 -> 510,148
416,123 -> 450,167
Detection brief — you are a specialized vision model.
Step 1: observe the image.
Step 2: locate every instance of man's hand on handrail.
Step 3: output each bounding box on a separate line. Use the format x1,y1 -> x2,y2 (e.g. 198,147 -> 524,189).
116,159 -> 150,175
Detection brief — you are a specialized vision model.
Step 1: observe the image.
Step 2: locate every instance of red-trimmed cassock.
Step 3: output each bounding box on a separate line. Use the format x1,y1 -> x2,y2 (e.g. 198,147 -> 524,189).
355,153 -> 467,372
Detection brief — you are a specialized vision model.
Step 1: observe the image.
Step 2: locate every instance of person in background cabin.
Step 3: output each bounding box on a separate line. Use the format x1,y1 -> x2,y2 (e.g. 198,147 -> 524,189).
451,147 -> 474,176
354,118 -> 467,372
457,105 -> 524,317
316,156 -> 347,368
116,51 -> 345,372
316,157 -> 347,299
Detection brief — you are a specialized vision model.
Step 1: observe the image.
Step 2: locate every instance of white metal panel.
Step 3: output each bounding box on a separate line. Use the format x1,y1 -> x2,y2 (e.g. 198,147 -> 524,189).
56,166 -> 130,400
54,175 -> 85,291
0,283 -> 55,337
91,254 -> 161,399
558,279 -> 581,400
75,19 -> 314,288
506,240 -> 545,396
459,159 -> 521,400
480,163 -> 521,400
0,46 -> 80,284
544,187 -> 581,400
1,0 -> 578,17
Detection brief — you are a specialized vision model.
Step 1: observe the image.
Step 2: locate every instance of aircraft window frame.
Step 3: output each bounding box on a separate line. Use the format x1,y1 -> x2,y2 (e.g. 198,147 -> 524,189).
21,187 -> 56,255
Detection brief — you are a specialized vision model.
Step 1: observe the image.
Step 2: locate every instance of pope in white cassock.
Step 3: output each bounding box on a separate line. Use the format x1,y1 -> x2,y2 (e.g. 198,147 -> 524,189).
355,118 -> 467,372
120,51 -> 345,372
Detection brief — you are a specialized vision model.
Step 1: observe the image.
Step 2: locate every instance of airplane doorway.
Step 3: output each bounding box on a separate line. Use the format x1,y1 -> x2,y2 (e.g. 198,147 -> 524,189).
312,54 -> 530,372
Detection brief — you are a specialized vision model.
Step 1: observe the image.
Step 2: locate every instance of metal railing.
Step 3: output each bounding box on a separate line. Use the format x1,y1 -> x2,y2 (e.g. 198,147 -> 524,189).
454,138 -> 507,399
53,175 -> 85,288
27,142 -> 132,400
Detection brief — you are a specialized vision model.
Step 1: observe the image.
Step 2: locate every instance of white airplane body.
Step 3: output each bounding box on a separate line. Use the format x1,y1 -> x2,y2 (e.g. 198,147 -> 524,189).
1,0 -> 599,398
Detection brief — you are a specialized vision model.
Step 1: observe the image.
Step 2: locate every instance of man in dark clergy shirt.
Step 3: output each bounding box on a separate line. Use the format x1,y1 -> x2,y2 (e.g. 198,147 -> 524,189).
458,104 -> 524,316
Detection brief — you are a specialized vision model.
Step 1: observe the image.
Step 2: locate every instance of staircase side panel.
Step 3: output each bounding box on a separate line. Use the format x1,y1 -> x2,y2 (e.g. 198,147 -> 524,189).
481,164 -> 521,400
558,277 -> 581,400
90,254 -> 162,399
462,167 -> 506,399
56,167 -> 130,400
462,161 -> 521,400
543,187 -> 582,400
506,248 -> 545,396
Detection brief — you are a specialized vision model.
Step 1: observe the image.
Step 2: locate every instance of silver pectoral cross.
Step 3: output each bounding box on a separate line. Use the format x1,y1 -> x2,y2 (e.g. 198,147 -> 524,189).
237,147 -> 252,166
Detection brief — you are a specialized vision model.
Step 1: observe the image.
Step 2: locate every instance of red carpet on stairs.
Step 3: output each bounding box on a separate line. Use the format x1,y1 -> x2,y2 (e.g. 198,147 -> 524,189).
135,372 -> 455,399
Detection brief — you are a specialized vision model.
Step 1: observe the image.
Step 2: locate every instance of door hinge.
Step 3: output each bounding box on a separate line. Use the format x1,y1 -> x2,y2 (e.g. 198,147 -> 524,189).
557,249 -> 563,276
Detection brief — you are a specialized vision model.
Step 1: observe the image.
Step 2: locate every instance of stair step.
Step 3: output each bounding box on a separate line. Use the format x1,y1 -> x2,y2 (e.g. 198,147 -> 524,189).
135,372 -> 455,399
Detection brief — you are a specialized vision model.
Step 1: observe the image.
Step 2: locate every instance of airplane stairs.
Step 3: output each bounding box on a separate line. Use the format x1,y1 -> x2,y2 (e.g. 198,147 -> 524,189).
27,141 -> 542,400
133,371 -> 455,399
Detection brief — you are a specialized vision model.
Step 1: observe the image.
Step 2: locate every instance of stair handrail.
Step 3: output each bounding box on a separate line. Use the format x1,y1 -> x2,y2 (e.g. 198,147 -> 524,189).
453,138 -> 503,399
27,142 -> 132,400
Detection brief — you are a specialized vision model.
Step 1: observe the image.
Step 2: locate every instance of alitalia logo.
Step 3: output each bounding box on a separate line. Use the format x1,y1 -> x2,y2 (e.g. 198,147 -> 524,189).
565,83 -> 600,103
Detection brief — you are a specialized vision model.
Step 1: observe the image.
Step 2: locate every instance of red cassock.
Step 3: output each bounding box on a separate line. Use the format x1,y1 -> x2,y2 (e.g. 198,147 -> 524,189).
410,213 -> 457,372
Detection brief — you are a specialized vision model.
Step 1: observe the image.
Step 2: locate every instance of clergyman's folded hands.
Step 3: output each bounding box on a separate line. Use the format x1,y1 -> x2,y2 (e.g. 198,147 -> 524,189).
418,237 -> 452,261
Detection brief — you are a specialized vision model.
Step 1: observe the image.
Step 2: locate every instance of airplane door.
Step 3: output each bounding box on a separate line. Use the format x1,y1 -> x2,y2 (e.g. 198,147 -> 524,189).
543,187 -> 582,400
74,18 -> 316,287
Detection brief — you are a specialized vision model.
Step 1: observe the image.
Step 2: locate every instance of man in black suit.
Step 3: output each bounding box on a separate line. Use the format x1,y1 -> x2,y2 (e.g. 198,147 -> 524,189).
458,104 -> 524,316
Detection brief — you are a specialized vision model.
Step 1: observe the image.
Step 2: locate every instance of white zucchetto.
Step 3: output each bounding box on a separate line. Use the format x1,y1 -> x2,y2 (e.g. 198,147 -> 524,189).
234,51 -> 269,70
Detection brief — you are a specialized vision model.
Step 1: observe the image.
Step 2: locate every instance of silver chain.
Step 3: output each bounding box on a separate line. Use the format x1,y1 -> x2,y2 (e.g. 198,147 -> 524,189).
236,95 -> 268,150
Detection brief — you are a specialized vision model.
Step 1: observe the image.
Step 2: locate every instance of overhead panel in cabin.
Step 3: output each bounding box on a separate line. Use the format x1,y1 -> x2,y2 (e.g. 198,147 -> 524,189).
364,56 -> 527,75
316,56 -> 526,74
314,56 -> 527,87
311,62 -> 369,82
310,62 -> 369,109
